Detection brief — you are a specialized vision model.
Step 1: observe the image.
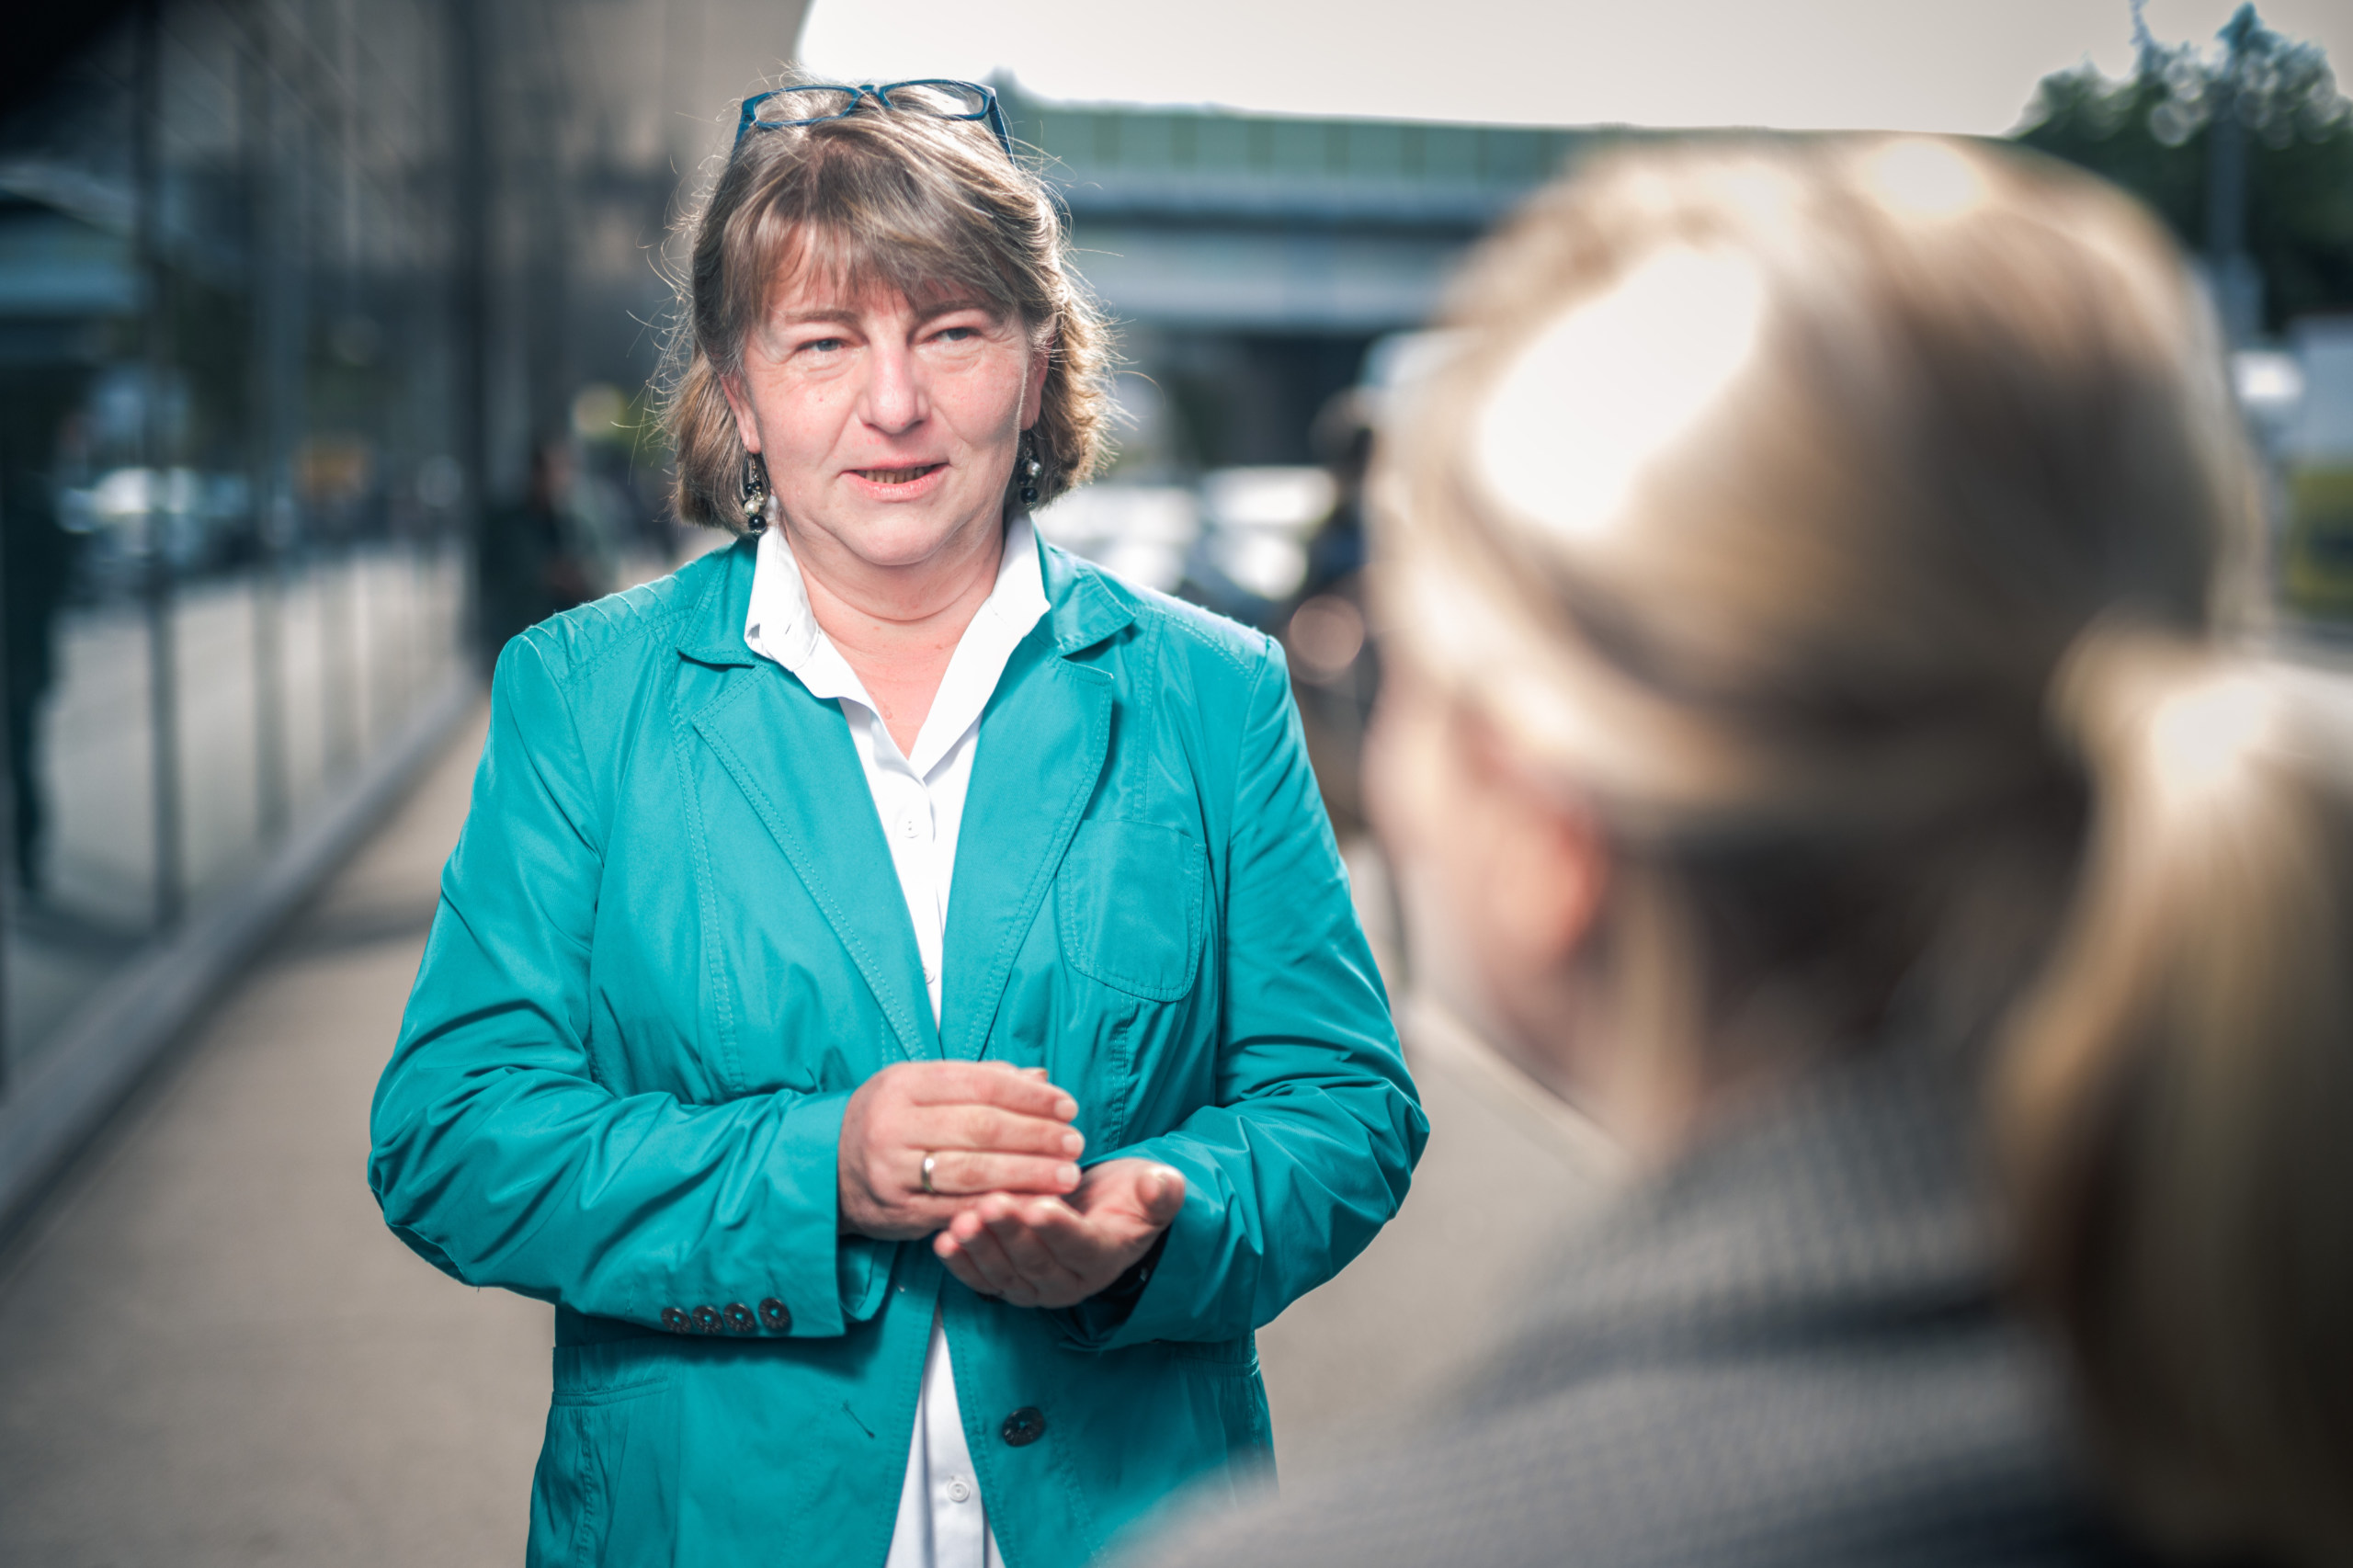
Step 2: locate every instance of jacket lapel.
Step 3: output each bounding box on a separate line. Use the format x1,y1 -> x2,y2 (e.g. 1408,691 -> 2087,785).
938,546 -> 1133,1062
679,547 -> 939,1062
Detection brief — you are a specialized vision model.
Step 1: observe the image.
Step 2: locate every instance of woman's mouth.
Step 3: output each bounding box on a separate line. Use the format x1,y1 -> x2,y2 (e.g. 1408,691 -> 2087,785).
853,463 -> 944,486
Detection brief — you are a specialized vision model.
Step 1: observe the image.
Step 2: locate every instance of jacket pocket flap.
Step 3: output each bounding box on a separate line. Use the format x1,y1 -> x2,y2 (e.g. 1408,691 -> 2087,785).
1055,821 -> 1206,1002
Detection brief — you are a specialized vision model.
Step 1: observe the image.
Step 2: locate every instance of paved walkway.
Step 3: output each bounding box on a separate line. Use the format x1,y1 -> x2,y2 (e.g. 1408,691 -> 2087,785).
0,711 -> 1612,1563
0,707 -> 546,1566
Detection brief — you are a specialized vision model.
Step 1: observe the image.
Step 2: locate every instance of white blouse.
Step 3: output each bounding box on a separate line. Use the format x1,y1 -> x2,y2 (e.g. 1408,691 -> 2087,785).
744,515 -> 1050,1568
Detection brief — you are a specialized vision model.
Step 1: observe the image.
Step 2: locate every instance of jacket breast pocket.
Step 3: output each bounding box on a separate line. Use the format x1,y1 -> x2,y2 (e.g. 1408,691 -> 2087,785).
1056,820 -> 1207,1002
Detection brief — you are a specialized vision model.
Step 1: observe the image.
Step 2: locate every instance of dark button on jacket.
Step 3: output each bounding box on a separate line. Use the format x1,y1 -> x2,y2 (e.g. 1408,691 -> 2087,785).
689,1304 -> 721,1334
723,1302 -> 756,1334
1001,1407 -> 1046,1448
757,1297 -> 790,1332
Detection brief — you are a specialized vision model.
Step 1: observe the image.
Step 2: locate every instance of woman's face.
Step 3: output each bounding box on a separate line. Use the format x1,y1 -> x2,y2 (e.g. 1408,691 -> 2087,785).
722,270 -> 1049,574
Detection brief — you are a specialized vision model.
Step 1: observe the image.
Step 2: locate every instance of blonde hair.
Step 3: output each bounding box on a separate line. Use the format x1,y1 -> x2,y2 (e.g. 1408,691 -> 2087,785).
1379,137 -> 2353,1561
663,79 -> 1111,531
2005,635 -> 2353,1563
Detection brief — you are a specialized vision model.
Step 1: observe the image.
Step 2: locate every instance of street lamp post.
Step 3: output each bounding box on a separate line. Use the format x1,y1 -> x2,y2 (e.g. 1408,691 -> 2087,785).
2206,4 -> 2264,348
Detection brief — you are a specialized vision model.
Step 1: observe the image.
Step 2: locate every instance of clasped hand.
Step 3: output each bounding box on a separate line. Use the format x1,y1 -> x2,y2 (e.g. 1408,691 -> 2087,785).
836,1061 -> 1184,1310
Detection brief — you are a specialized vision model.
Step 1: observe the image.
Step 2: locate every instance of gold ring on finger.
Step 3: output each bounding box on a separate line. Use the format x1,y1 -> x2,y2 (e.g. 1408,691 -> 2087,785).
921,1152 -> 938,1196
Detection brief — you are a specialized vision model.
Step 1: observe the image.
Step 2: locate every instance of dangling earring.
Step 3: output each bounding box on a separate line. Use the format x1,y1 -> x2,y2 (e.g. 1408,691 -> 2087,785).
738,452 -> 769,534
1017,434 -> 1041,508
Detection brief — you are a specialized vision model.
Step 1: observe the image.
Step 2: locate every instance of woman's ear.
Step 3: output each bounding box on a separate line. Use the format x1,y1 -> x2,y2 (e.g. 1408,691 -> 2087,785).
1483,746 -> 1611,974
1019,326 -> 1055,430
1369,665 -> 1611,988
718,369 -> 762,455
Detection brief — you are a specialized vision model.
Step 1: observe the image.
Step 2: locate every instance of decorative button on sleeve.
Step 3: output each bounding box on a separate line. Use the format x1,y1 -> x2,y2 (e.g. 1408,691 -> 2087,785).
757,1297 -> 790,1332
723,1302 -> 756,1334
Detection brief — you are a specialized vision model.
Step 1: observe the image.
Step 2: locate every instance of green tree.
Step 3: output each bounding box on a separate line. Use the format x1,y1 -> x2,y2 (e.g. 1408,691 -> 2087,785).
2015,4 -> 2353,333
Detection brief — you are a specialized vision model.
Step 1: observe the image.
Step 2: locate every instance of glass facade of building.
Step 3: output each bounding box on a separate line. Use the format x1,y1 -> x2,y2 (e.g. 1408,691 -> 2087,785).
0,3 -> 469,1085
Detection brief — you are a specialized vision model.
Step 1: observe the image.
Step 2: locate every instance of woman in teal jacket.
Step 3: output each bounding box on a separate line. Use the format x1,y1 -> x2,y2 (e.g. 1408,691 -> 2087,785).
368,80 -> 1423,1568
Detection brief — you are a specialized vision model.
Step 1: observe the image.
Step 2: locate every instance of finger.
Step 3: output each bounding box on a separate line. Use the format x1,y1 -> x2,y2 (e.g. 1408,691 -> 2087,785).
938,1203 -> 1029,1300
978,1060 -> 1058,1086
944,1201 -> 994,1248
983,1200 -> 1089,1296
903,1061 -> 1077,1114
1035,1165 -> 1186,1273
902,1062 -> 1078,1120
1012,1193 -> 1105,1274
918,1104 -> 1086,1159
964,1196 -> 1068,1309
871,1116 -> 1077,1206
971,1200 -> 1089,1306
1135,1165 -> 1188,1227
936,1215 -> 1007,1282
918,1151 -> 1080,1199
979,1062 -> 1051,1081
936,1232 -> 996,1296
1072,1160 -> 1187,1223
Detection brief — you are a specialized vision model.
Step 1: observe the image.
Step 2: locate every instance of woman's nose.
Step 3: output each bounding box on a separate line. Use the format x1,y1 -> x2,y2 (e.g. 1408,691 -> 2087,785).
859,343 -> 925,434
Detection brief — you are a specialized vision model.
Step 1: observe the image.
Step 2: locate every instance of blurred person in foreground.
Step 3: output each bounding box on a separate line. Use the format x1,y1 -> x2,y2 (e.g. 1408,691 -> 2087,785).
369,76 -> 1419,1567
1143,138 -> 2353,1568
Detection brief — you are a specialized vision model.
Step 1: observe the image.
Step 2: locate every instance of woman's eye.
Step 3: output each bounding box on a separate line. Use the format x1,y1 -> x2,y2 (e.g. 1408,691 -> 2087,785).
934,325 -> 977,344
804,337 -> 843,354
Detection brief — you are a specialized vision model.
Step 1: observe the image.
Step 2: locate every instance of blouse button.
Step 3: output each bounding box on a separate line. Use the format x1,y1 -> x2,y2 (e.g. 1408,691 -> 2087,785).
947,1479 -> 972,1504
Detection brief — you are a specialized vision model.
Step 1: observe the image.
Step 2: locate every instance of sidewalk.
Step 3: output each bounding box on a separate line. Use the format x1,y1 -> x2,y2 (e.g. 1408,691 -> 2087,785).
0,706 -> 546,1566
0,709 -> 1614,1562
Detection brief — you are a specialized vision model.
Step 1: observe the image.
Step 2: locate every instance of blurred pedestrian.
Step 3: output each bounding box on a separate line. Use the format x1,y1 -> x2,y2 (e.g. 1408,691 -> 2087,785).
1281,388 -> 1381,835
474,434 -> 606,665
0,372 -> 86,896
1142,138 -> 2352,1567
369,76 -> 1420,1568
1299,386 -> 1375,603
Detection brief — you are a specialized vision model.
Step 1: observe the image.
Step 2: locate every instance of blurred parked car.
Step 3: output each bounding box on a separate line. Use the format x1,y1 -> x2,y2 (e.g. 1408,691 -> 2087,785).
1032,483 -> 1199,594
2278,321 -> 2353,623
59,466 -> 256,591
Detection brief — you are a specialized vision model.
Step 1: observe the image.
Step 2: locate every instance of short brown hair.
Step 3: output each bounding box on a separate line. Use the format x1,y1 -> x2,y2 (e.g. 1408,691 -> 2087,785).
663,82 -> 1111,531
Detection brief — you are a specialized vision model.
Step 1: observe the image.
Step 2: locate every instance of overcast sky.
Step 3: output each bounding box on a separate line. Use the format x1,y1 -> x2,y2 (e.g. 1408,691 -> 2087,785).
800,0 -> 2353,133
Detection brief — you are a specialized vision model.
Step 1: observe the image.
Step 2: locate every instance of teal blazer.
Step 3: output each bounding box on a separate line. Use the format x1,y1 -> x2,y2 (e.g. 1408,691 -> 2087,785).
369,534 -> 1425,1568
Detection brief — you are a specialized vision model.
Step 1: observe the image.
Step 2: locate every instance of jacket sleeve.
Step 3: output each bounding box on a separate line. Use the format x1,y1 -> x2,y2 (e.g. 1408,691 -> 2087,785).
1062,642 -> 1427,1350
366,635 -> 892,1337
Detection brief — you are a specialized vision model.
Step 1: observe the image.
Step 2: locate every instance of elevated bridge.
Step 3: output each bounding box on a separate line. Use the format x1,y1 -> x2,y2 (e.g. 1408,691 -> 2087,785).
1000,87 -> 1646,464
